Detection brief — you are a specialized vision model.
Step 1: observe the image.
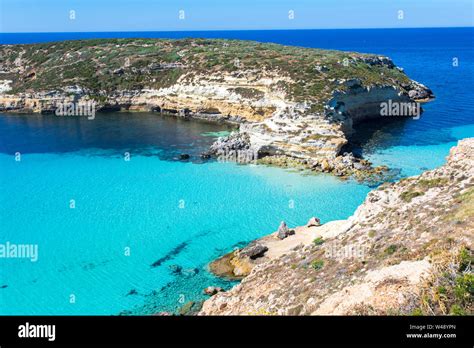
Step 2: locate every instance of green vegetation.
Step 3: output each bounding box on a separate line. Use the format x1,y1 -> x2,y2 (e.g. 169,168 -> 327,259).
399,178 -> 449,203
459,246 -> 474,272
384,244 -> 398,255
418,178 -> 448,188
411,308 -> 424,316
0,38 -> 412,107
418,247 -> 473,315
311,259 -> 324,271
313,237 -> 324,246
400,190 -> 424,202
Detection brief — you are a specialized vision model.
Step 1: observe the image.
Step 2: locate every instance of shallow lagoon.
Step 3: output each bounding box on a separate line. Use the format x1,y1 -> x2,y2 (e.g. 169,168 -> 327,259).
0,114 -> 373,314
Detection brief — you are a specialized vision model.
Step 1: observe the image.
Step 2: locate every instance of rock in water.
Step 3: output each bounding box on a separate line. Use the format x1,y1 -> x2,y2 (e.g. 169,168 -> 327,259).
179,153 -> 190,160
239,243 -> 269,259
306,217 -> 321,227
277,221 -> 294,239
168,264 -> 182,274
178,301 -> 195,315
126,289 -> 138,296
200,152 -> 211,160
203,286 -> 224,296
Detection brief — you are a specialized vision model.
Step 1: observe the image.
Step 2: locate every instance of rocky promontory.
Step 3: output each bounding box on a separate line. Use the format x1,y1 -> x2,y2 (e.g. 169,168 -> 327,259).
0,38 -> 433,177
201,139 -> 473,315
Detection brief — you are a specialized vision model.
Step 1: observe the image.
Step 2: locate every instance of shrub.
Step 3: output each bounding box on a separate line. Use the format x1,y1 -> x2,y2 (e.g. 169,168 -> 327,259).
400,190 -> 424,202
384,244 -> 398,255
313,237 -> 324,246
311,259 -> 324,271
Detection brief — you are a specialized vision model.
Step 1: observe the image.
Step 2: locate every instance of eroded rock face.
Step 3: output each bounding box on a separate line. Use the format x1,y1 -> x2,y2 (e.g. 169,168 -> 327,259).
199,139 -> 474,315
0,39 -> 432,177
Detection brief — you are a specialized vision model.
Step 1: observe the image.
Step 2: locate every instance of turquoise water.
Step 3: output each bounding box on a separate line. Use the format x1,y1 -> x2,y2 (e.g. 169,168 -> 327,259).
1,28 -> 473,315
366,124 -> 474,177
0,146 -> 370,314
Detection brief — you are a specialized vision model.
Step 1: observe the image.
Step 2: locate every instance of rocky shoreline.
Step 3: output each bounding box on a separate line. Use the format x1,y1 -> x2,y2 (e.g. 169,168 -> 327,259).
0,38 -> 433,180
200,139 -> 473,315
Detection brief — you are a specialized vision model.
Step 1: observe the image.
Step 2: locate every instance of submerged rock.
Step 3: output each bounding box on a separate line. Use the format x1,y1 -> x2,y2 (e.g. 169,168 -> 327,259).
126,289 -> 138,296
178,301 -> 203,315
168,264 -> 182,274
182,268 -> 199,277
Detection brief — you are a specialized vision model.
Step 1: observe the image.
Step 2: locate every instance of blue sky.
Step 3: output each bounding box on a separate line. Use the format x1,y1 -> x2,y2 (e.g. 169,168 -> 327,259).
0,0 -> 472,33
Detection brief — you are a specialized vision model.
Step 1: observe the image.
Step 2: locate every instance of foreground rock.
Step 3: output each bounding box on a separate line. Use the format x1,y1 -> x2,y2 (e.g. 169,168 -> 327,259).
277,221 -> 294,239
0,39 -> 432,179
239,243 -> 269,259
201,139 -> 473,315
306,217 -> 321,227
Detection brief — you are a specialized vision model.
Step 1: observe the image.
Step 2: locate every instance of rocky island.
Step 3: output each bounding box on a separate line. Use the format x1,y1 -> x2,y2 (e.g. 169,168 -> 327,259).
201,139 -> 473,315
0,38 -> 433,177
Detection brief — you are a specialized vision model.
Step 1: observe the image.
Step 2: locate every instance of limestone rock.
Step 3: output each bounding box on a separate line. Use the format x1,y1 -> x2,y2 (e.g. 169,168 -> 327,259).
239,243 -> 268,259
277,221 -> 294,239
306,217 -> 321,227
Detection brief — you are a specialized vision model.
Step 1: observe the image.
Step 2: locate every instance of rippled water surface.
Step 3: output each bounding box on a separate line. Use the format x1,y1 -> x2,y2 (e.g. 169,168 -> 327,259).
0,28 -> 472,314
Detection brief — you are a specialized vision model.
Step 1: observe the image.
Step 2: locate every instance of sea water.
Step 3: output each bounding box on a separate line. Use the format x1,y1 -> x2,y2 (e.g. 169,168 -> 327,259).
0,28 -> 473,314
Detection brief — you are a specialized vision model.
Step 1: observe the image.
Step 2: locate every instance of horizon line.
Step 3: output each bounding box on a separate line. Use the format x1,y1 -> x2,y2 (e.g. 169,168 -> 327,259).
1,25 -> 473,35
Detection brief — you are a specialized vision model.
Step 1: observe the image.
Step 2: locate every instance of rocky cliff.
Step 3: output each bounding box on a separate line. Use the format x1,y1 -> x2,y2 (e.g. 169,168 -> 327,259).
0,38 -> 433,176
200,139 -> 473,315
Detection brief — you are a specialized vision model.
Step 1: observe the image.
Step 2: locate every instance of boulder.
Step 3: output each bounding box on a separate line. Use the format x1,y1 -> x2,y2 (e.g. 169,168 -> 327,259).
179,153 -> 190,160
320,158 -> 333,172
239,243 -> 268,259
306,217 -> 321,227
182,268 -> 199,277
277,221 -> 295,240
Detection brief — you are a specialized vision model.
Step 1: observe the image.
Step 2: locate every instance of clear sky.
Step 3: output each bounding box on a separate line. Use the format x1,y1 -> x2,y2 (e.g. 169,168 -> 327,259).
0,0 -> 473,33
